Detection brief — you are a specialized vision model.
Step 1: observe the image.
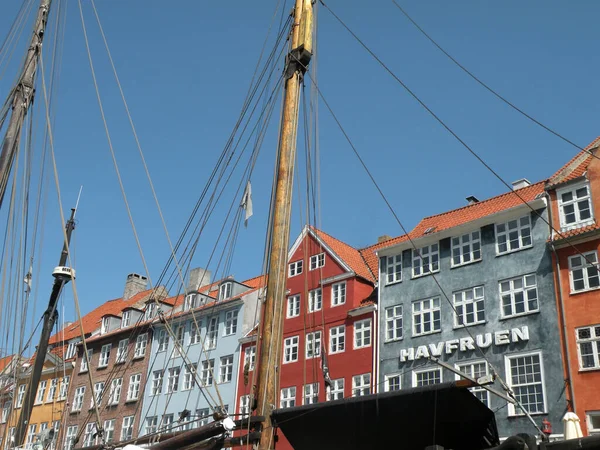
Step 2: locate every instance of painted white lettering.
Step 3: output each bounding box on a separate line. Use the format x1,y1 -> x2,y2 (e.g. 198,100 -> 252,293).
415,345 -> 430,360
428,342 -> 444,357
494,330 -> 510,346
459,337 -> 475,352
511,326 -> 530,343
476,333 -> 493,348
445,339 -> 459,355
400,348 -> 414,362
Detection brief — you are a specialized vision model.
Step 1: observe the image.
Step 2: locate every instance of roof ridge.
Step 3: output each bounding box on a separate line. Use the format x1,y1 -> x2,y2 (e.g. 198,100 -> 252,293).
550,136 -> 600,183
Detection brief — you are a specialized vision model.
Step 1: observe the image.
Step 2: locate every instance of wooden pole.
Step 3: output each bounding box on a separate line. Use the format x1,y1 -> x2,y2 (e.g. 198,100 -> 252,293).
255,1 -> 313,449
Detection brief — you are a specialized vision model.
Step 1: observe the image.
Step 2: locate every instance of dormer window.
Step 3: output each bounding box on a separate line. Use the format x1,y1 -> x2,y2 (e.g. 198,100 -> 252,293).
121,311 -> 131,328
219,282 -> 232,301
65,339 -> 80,359
558,181 -> 594,231
309,253 -> 325,271
184,294 -> 199,311
144,303 -> 156,321
101,317 -> 110,335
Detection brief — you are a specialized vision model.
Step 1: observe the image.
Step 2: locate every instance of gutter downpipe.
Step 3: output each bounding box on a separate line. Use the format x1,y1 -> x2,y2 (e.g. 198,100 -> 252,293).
546,190 -> 576,414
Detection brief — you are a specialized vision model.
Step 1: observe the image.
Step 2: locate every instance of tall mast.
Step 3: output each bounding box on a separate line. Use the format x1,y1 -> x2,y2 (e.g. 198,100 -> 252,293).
0,0 -> 53,209
255,1 -> 313,449
14,207 -> 77,447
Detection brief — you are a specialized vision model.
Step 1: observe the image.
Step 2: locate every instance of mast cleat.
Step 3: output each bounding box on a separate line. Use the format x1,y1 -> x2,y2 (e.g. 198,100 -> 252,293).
52,266 -> 75,280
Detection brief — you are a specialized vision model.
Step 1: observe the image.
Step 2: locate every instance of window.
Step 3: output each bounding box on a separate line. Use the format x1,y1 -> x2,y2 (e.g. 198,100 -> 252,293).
219,282 -> 233,300
283,336 -> 299,363
569,252 -> 600,293
505,352 -> 546,415
46,378 -> 58,403
121,310 -> 131,328
412,297 -> 441,336
116,339 -> 128,364
354,319 -> 372,349
101,316 -> 111,334
151,370 -> 164,395
244,346 -> 256,370
306,332 -> 322,359
108,378 -> 122,405
201,360 -> 214,386
91,382 -> 104,409
413,368 -> 442,387
144,302 -> 156,321
587,412 -> 600,435
224,310 -> 238,335
157,329 -> 169,352
16,384 -> 26,408
206,318 -> 218,350
456,361 -> 489,406
280,387 -> 296,408
496,215 -> 532,255
576,325 -> 600,370
72,386 -> 85,411
384,374 -> 401,391
310,253 -> 325,270
59,376 -> 70,400
219,355 -> 234,383
145,416 -> 158,436
558,182 -> 593,230
328,378 -> 344,401
184,293 -> 199,310
26,424 -> 37,447
329,326 -> 345,354
309,288 -> 322,312
287,295 -> 300,318
1,401 -> 9,423
162,414 -> 174,431
412,244 -> 439,277
196,408 -> 210,426
80,349 -> 93,372
385,305 -> 403,341
289,260 -> 303,277
499,274 -> 539,318
35,380 -> 47,404
83,423 -> 97,447
167,367 -> 180,393
190,323 -> 201,345
127,374 -> 141,401
99,344 -> 111,368
451,231 -> 481,267
173,325 -> 185,357
384,254 -> 402,284
65,340 -> 80,359
239,395 -> 250,418
352,373 -> 371,397
304,383 -> 319,404
121,416 -> 135,441
103,419 -> 115,443
65,426 -> 78,450
183,364 -> 197,390
331,282 -> 346,306
135,333 -> 148,358
453,286 -> 485,327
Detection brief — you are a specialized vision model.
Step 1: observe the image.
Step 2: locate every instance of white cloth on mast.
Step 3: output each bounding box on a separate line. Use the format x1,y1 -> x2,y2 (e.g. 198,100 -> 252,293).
241,180 -> 253,227
563,411 -> 584,439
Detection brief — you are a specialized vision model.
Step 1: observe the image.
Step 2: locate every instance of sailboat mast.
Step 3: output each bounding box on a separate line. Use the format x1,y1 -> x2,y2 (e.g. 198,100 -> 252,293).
0,0 -> 53,209
255,1 -> 313,449
14,207 -> 76,447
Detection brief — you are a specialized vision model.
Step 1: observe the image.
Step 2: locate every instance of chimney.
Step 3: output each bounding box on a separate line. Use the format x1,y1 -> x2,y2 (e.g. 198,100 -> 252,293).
187,268 -> 212,293
466,195 -> 479,205
511,178 -> 531,190
123,273 -> 148,300
377,235 -> 392,243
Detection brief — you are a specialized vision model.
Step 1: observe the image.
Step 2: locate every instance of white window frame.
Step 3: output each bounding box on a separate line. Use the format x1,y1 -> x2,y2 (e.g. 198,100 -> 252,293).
127,373 -> 142,401
412,243 -> 440,278
384,254 -> 402,285
83,423 -> 96,448
385,305 -> 403,342
99,344 -> 111,368
151,370 -> 163,396
134,333 -> 148,358
107,378 -> 122,405
116,339 -> 128,364
557,181 -> 594,231
280,387 -> 296,408
353,319 -> 372,349
329,326 -> 345,354
103,419 -> 115,444
568,251 -> 600,293
101,317 -> 111,335
327,378 -> 344,401
412,297 -> 441,336
308,288 -> 322,312
121,310 -> 131,328
224,310 -> 238,336
72,386 -> 85,412
288,260 -> 303,277
305,331 -> 321,359
453,285 -> 485,327
239,395 -> 250,418
166,367 -> 180,393
309,253 -> 325,271
451,231 -> 482,267
173,325 -> 185,358
16,384 -> 26,408
495,215 -> 533,255
331,282 -> 346,307
283,336 -> 299,363
576,325 -> 600,370
201,360 -> 214,386
412,367 -> 442,387
455,360 -> 489,406
80,349 -> 93,372
244,346 -> 256,371
352,373 -> 371,397
65,340 -> 80,360
219,355 -> 234,383
504,351 -> 547,416
219,282 -> 233,300
286,295 -> 300,318
91,382 -> 104,409
145,417 -> 158,436
587,411 -> 600,435
190,323 -> 201,345
206,318 -> 218,350
384,373 -> 401,392
184,293 -> 198,311
35,380 -> 47,404
303,382 -> 319,405
1,401 -> 9,423
183,364 -> 197,391
499,274 -> 539,318
121,416 -> 134,441
144,303 -> 156,321
65,426 -> 78,450
157,329 -> 169,352
59,376 -> 70,400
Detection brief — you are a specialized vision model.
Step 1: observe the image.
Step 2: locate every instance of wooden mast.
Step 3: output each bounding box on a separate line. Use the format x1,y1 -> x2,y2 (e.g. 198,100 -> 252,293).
255,1 -> 313,449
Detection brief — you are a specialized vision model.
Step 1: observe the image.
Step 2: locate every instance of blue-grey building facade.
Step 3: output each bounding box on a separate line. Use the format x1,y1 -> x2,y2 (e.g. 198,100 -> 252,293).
139,276 -> 262,436
377,190 -> 567,439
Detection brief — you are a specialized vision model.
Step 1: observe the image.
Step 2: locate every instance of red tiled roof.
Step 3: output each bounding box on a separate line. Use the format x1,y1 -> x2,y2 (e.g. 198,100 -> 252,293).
0,355 -> 14,373
549,136 -> 600,186
359,235 -> 409,279
552,223 -> 600,242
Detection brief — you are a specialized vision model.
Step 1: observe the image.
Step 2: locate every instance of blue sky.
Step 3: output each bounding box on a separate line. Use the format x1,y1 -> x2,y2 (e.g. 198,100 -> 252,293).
0,1 -> 599,352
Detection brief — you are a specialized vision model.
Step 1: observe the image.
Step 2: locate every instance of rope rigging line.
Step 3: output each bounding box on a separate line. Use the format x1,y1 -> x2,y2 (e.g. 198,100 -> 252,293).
0,0 -> 37,83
